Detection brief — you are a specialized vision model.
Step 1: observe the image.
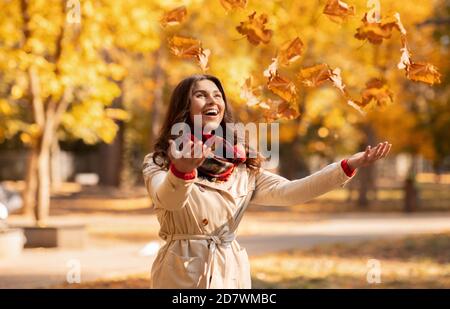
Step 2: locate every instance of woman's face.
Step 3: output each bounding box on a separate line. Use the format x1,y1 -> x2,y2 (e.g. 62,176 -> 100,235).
189,79 -> 225,133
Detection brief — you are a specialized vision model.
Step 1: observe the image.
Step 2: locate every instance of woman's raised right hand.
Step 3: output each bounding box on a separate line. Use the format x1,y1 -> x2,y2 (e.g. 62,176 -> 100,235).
167,139 -> 212,173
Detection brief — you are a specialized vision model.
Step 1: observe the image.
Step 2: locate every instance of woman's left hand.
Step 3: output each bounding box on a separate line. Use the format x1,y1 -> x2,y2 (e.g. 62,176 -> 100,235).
347,141 -> 392,170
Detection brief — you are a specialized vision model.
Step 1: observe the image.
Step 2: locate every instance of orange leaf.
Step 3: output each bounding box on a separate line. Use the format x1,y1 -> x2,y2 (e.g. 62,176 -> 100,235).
220,0 -> 247,11
277,101 -> 300,120
267,74 -> 297,103
361,78 -> 394,107
323,0 -> 355,23
354,13 -> 397,44
160,6 -> 187,27
168,36 -> 202,58
278,37 -> 304,66
406,62 -> 442,85
263,99 -> 300,121
236,11 -> 273,46
297,64 -> 331,87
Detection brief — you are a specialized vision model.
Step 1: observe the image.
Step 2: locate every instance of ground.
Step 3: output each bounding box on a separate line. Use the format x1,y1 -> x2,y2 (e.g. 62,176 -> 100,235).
1,179 -> 450,288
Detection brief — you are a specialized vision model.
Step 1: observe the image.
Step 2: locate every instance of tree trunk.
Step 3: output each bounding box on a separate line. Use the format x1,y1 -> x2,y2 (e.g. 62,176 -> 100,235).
51,138 -> 63,191
22,146 -> 39,216
35,137 -> 51,226
404,155 -> 420,212
357,124 -> 377,209
149,48 -> 164,151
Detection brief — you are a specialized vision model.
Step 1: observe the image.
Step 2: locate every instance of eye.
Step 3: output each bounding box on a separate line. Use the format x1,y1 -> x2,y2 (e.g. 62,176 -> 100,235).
215,94 -> 222,98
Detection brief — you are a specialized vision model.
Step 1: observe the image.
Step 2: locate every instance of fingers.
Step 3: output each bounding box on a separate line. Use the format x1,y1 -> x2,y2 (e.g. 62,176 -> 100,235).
381,143 -> 392,158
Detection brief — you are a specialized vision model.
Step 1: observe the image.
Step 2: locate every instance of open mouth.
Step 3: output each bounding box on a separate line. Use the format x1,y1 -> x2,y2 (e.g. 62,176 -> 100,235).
202,108 -> 219,117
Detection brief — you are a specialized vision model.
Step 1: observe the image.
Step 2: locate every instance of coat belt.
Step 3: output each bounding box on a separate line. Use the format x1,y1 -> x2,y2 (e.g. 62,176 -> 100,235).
164,230 -> 236,288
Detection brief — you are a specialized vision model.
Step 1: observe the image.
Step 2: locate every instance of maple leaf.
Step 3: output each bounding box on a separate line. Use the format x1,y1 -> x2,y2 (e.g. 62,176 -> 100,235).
160,6 -> 187,28
297,63 -> 332,87
393,13 -> 441,85
354,13 -> 397,44
220,0 -> 247,11
168,36 -> 211,72
267,73 -> 297,103
361,78 -> 394,107
406,62 -> 442,85
236,11 -> 273,45
263,99 -> 300,121
323,0 -> 355,23
168,36 -> 202,58
277,37 -> 304,66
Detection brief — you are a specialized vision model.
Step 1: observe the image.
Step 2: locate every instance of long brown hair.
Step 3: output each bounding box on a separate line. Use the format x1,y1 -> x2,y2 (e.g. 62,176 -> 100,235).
152,74 -> 262,171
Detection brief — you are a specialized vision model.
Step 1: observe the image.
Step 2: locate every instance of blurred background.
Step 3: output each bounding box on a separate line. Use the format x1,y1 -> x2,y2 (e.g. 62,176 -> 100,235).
0,0 -> 449,288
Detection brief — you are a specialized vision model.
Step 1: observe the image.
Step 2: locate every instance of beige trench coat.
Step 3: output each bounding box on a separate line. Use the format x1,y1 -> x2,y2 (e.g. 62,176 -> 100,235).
142,153 -> 356,289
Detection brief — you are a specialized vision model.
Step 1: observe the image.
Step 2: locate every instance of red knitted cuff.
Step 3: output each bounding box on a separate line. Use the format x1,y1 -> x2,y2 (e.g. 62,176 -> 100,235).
341,159 -> 356,177
169,163 -> 196,180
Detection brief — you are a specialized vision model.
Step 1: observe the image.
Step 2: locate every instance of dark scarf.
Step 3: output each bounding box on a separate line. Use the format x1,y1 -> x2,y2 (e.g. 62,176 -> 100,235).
189,133 -> 246,182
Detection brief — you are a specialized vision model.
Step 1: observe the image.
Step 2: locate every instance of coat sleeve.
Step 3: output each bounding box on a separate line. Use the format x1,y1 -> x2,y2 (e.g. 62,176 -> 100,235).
142,153 -> 196,211
249,162 -> 356,207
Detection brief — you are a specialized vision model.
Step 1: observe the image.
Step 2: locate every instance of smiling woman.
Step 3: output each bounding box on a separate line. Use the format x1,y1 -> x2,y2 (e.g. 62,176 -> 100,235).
142,74 -> 391,289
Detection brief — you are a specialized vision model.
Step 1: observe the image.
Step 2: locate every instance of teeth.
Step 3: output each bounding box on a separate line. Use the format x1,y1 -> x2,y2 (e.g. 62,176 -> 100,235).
204,109 -> 218,116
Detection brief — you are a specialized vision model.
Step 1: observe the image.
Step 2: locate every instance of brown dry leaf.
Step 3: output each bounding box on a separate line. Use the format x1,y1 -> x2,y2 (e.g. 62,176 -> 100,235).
297,64 -> 332,87
236,11 -> 273,46
354,13 -> 397,44
263,99 -> 300,121
168,36 -> 202,58
406,62 -> 442,85
393,13 -> 441,85
277,101 -> 300,120
361,78 -> 394,107
278,37 -> 304,66
160,6 -> 187,27
323,0 -> 355,23
267,74 -> 297,103
197,48 -> 211,72
220,0 -> 247,11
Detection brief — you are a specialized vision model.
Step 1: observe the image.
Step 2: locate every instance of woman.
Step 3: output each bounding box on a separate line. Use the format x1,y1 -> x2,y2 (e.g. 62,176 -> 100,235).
142,74 -> 391,289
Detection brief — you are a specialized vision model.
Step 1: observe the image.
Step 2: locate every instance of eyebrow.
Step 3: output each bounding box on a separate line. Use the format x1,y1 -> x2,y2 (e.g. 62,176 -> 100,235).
193,89 -> 222,95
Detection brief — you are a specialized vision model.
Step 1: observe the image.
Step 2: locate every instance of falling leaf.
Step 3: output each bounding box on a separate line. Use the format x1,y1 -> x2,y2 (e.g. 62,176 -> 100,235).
168,36 -> 202,58
263,99 -> 300,121
160,6 -> 187,27
323,0 -> 355,23
277,37 -> 304,66
220,0 -> 247,11
392,13 -> 441,85
361,78 -> 394,107
297,63 -> 331,87
354,13 -> 397,44
236,11 -> 273,46
406,62 -> 442,85
266,74 -> 297,103
168,36 -> 212,72
263,58 -> 278,78
197,48 -> 211,72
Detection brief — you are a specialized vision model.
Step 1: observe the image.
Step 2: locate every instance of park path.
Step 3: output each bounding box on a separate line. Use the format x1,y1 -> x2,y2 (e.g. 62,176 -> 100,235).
1,212 -> 450,288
